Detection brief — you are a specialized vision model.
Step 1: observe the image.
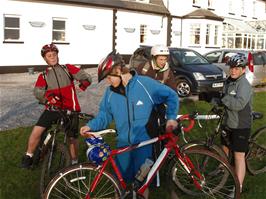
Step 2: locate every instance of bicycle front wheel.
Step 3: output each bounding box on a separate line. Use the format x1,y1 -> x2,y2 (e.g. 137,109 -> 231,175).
43,163 -> 122,199
246,126 -> 266,175
40,143 -> 71,196
169,148 -> 240,199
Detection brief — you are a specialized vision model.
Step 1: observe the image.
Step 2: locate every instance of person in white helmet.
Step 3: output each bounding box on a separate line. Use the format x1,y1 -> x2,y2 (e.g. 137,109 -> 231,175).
135,44 -> 176,91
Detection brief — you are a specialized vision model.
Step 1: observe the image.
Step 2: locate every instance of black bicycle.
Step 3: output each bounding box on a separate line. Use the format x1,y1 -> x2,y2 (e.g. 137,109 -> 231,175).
31,107 -> 94,197
181,106 -> 266,175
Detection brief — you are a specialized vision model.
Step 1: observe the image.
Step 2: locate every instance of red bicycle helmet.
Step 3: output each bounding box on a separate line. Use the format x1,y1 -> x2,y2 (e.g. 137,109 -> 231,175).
97,50 -> 125,82
41,43 -> 59,57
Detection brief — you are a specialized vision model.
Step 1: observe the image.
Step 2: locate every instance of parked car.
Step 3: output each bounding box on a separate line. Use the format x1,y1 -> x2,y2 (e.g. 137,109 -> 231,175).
130,46 -> 226,97
203,49 -> 266,86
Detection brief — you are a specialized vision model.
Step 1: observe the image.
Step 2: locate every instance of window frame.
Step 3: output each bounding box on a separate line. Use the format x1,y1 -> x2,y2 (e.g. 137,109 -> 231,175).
190,23 -> 201,45
52,17 -> 67,43
140,24 -> 147,44
3,14 -> 23,43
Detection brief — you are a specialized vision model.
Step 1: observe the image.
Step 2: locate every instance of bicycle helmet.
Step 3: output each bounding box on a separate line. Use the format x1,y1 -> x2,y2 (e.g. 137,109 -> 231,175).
97,50 -> 125,82
226,54 -> 247,68
86,137 -> 111,165
41,43 -> 59,57
151,45 -> 169,56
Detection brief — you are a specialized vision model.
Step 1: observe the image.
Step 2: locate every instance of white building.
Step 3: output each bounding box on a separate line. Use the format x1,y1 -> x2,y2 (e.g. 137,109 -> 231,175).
0,0 -> 265,73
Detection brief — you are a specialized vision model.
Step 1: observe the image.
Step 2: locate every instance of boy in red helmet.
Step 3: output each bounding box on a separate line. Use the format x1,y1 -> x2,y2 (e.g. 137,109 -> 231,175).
21,43 -> 92,168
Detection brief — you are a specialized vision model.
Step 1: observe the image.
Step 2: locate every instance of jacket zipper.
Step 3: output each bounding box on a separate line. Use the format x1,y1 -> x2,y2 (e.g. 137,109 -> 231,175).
125,92 -> 131,145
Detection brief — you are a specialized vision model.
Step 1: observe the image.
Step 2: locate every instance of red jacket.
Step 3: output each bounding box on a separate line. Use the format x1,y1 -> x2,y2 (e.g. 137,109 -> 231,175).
34,64 -> 92,112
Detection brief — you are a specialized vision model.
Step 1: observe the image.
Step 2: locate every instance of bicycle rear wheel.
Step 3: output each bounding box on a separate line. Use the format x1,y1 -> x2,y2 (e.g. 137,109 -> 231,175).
246,126 -> 266,175
40,143 -> 71,196
169,148 -> 240,199
43,163 -> 122,199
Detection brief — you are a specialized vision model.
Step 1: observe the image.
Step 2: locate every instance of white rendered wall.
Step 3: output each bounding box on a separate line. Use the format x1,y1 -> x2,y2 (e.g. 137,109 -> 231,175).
0,0 -> 113,66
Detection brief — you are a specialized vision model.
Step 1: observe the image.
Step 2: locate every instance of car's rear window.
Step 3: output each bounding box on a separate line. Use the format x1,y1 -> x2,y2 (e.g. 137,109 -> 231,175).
253,52 -> 266,65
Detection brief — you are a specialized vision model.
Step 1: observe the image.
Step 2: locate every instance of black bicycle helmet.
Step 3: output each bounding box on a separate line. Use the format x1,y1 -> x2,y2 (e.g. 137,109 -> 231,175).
226,54 -> 247,68
97,50 -> 125,82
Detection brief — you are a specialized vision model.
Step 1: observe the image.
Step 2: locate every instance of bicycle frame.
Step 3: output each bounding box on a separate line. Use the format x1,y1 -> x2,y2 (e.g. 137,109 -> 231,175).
85,130 -> 204,199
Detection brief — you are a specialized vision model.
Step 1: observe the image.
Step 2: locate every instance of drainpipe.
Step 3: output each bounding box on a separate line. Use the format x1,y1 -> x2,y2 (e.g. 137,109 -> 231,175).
112,9 -> 117,51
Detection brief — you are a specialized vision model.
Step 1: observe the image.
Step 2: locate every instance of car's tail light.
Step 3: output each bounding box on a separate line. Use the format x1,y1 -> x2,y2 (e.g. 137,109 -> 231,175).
247,52 -> 254,73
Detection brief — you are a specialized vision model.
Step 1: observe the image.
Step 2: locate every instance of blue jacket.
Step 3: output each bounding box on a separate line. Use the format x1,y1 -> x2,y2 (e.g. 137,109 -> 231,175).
87,72 -> 179,147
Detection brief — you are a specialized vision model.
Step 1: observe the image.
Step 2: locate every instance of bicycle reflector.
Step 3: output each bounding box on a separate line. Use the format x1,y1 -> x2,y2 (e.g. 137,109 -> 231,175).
85,137 -> 111,165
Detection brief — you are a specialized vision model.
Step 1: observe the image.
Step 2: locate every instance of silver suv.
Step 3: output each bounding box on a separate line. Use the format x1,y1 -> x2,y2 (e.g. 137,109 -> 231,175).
204,49 -> 266,86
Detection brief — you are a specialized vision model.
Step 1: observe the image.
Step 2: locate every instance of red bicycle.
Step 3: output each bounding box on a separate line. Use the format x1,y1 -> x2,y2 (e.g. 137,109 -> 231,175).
43,115 -> 240,199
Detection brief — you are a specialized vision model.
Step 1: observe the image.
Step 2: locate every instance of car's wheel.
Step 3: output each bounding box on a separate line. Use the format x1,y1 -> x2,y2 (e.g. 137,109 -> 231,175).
176,79 -> 191,97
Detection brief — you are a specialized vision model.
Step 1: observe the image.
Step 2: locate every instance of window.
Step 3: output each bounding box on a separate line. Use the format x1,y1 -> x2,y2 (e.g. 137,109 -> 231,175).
214,25 -> 218,45
190,24 -> 200,45
257,35 -> 264,49
193,0 -> 200,5
52,18 -> 66,42
140,24 -> 147,44
253,1 -> 256,18
192,0 -> 201,7
205,51 -> 222,63
4,15 -> 20,41
235,33 -> 242,48
228,0 -> 234,14
206,24 -> 210,45
241,0 -> 246,15
208,0 -> 214,8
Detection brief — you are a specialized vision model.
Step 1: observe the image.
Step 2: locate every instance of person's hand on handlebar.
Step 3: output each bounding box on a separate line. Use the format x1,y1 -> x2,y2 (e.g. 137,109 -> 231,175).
80,126 -> 92,137
46,94 -> 61,105
166,119 -> 178,130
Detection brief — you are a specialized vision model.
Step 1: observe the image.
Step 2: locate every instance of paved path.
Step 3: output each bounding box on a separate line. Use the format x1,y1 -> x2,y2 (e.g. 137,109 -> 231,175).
0,69 -> 265,131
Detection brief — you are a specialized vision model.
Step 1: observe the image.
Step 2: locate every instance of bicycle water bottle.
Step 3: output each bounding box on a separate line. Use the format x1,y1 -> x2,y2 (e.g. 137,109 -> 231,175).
133,158 -> 154,190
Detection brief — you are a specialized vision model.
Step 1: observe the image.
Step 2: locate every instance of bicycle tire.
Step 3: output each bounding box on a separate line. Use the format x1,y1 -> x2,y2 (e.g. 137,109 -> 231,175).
40,143 -> 71,197
246,126 -> 266,175
43,162 -> 122,199
181,140 -> 227,159
168,148 -> 240,199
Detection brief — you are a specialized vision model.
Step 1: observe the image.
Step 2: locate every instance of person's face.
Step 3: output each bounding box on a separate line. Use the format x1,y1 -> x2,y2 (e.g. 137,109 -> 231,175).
44,51 -> 58,66
155,55 -> 168,68
106,66 -> 122,87
229,66 -> 245,79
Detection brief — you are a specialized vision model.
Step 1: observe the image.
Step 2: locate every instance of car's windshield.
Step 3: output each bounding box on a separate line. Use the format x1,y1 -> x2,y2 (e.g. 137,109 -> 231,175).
171,49 -> 209,65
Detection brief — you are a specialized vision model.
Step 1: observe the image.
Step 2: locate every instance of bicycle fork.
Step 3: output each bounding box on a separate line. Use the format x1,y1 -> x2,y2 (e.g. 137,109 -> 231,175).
174,148 -> 205,190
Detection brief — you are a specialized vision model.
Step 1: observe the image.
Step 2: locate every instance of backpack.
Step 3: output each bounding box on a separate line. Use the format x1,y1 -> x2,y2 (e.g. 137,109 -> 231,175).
129,47 -> 151,69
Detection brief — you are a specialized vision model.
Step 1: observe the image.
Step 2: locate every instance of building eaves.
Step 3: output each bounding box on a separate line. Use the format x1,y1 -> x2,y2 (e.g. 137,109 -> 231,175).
183,8 -> 224,21
41,0 -> 170,15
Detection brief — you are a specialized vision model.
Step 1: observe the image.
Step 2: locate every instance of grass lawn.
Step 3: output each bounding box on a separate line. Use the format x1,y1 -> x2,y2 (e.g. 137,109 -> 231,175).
0,92 -> 265,199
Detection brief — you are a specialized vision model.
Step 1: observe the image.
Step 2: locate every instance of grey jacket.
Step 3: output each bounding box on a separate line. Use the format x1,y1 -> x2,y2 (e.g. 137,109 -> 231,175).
221,74 -> 253,129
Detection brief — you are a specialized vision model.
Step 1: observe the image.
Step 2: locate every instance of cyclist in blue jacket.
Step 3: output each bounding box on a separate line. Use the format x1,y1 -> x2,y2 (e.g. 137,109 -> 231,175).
80,51 -> 179,195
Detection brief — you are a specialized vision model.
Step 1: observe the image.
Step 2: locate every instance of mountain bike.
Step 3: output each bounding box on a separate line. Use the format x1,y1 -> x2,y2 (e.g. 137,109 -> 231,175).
31,107 -> 94,196
180,106 -> 266,176
43,115 -> 240,199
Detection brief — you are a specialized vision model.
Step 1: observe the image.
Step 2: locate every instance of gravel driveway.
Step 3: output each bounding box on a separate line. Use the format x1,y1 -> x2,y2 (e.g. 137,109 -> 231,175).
0,69 -> 265,131
0,68 -> 107,131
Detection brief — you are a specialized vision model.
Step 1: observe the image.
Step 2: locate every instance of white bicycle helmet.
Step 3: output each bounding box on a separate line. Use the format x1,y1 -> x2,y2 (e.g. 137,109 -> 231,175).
151,45 -> 169,56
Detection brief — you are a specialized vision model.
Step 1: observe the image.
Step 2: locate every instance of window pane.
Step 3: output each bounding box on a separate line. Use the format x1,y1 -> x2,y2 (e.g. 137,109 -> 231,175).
5,17 -> 19,28
53,31 -> 65,41
53,20 -> 65,30
140,24 -> 147,43
4,29 -> 19,40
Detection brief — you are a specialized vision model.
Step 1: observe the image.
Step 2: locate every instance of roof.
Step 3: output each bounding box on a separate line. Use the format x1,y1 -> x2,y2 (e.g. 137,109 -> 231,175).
183,8 -> 224,21
223,18 -> 258,34
41,0 -> 170,15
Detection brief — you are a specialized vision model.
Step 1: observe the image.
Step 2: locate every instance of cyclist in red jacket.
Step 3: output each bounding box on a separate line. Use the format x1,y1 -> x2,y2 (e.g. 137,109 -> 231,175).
21,43 -> 92,168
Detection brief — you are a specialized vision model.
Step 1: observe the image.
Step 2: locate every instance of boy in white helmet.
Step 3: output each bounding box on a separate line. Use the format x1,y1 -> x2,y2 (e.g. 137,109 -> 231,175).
135,44 -> 176,90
